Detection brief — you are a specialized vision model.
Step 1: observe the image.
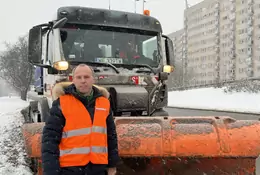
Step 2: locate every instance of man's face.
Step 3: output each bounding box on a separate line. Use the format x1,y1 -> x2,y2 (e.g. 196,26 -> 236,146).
72,66 -> 94,94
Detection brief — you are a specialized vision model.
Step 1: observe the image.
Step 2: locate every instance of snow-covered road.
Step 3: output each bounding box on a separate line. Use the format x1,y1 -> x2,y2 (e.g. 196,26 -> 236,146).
168,87 -> 260,114
0,96 -> 32,175
1,87 -> 260,174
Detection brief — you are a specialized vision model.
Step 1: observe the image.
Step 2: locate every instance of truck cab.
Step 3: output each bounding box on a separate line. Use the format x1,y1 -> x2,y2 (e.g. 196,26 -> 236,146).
28,6 -> 175,122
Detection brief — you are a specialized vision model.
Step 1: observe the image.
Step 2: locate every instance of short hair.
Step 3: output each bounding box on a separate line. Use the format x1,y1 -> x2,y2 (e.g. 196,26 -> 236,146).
72,64 -> 95,77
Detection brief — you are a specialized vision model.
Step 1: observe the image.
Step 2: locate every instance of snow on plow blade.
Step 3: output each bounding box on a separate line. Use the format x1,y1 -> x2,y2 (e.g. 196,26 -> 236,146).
22,116 -> 260,175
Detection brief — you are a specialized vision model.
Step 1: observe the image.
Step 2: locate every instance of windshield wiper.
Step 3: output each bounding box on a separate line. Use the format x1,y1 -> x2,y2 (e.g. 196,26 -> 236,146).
68,60 -> 120,74
133,64 -> 156,74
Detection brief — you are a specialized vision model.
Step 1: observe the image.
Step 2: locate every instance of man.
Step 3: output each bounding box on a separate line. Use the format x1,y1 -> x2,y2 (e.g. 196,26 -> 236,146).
41,64 -> 120,175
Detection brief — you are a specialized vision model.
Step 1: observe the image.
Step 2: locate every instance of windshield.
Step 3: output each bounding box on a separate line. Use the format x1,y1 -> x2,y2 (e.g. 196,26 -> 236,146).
59,25 -> 161,68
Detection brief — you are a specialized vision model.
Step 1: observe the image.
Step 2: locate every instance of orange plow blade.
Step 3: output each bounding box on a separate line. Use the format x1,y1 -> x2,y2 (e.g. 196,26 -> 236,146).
22,116 -> 260,175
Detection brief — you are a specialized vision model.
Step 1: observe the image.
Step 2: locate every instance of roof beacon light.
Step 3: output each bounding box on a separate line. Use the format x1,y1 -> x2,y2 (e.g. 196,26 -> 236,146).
143,10 -> 150,16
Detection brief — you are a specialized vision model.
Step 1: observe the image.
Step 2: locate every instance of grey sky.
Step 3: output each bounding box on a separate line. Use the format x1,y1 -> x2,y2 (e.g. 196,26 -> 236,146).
0,0 -> 202,51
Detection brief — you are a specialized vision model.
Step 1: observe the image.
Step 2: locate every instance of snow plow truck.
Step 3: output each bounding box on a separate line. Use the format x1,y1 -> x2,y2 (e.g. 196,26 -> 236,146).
22,6 -> 260,175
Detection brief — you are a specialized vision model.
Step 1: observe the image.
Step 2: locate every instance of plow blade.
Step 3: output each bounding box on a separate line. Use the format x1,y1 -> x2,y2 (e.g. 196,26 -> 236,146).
22,116 -> 260,175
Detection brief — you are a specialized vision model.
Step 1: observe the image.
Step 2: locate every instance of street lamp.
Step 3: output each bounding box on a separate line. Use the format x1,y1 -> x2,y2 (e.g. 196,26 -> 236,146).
134,0 -> 146,13
135,0 -> 140,13
143,0 -> 147,11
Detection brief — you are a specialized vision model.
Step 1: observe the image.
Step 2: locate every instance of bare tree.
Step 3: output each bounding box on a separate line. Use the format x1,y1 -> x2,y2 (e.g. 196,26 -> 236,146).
0,35 -> 33,100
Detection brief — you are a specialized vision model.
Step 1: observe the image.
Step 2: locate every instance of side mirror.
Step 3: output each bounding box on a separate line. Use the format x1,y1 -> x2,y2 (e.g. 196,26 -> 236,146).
162,35 -> 174,66
28,26 -> 42,65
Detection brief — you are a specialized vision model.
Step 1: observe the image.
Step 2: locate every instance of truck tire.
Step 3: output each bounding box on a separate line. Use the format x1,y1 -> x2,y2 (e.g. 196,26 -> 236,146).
21,106 -> 31,123
28,101 -> 39,123
38,98 -> 50,122
29,101 -> 38,111
29,158 -> 38,174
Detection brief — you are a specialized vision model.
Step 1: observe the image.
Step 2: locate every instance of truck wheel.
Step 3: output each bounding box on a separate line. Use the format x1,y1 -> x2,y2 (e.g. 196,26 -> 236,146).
28,101 -> 39,123
30,158 -> 42,175
30,158 -> 38,174
38,98 -> 50,122
28,99 -> 50,123
29,107 -> 39,123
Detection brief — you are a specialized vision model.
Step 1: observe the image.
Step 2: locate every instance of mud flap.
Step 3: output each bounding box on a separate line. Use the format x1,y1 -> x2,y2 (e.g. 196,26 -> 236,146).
38,98 -> 50,122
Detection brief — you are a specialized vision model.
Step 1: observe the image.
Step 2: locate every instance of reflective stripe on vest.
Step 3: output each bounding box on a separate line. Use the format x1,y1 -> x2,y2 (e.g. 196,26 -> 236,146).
60,146 -> 108,156
62,126 -> 107,138
59,94 -> 110,167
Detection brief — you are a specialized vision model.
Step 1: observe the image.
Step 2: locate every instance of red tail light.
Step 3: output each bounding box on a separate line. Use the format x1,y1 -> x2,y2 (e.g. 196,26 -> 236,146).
154,76 -> 159,81
98,75 -> 108,79
131,76 -> 139,84
68,76 -> 73,81
131,76 -> 159,85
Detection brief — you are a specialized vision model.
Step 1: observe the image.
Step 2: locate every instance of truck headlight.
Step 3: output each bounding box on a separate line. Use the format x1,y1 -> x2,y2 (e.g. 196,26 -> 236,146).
53,61 -> 69,70
163,65 -> 174,73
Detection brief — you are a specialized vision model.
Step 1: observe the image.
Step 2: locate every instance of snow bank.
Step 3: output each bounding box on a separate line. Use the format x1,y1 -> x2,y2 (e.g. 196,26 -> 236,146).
0,96 -> 32,175
168,87 -> 260,114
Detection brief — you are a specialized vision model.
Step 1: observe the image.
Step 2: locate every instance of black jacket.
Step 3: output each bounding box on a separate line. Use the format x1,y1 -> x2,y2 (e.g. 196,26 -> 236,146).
41,84 -> 120,175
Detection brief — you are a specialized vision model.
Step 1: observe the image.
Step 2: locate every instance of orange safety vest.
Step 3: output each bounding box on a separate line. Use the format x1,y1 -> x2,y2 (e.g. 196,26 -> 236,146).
59,94 -> 110,167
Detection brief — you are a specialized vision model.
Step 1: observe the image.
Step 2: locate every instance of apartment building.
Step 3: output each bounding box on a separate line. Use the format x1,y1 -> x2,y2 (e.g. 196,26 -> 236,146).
183,0 -> 219,86
254,2 -> 260,77
168,29 -> 186,88
169,0 -> 260,87
168,29 -> 184,63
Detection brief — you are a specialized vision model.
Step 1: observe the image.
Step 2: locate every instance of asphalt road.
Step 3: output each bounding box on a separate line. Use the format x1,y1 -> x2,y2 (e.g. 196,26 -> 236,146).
165,107 -> 260,120
165,107 -> 260,174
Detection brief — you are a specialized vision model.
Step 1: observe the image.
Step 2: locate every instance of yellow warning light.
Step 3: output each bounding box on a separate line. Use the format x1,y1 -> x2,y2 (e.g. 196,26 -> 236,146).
53,61 -> 69,71
163,65 -> 174,73
143,10 -> 150,16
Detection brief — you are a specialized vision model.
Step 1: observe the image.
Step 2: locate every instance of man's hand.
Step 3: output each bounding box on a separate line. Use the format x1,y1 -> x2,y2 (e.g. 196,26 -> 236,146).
107,167 -> 117,175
